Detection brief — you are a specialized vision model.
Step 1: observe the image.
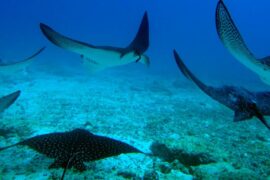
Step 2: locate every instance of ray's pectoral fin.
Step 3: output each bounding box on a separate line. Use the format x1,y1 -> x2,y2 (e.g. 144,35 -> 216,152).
0,90 -> 21,113
234,110 -> 270,129
234,105 -> 270,130
259,56 -> 270,67
80,54 -> 99,65
121,12 -> 149,59
253,107 -> 270,130
49,159 -> 67,169
249,102 -> 270,130
233,110 -> 251,122
73,159 -> 87,172
256,114 -> 270,130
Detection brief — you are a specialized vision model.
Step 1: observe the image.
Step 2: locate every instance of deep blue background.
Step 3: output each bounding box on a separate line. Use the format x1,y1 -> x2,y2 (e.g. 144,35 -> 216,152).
0,0 -> 270,89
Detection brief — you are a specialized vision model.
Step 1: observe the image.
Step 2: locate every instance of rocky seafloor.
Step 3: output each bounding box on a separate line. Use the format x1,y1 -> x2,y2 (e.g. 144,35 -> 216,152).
0,70 -> 269,180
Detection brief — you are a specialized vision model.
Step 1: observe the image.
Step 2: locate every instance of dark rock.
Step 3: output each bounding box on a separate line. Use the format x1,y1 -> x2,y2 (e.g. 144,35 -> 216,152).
143,170 -> 159,180
148,82 -> 172,96
150,142 -> 216,167
159,164 -> 171,174
49,171 -> 60,180
117,171 -> 137,179
191,163 -> 257,179
0,127 -> 14,138
255,134 -> 267,142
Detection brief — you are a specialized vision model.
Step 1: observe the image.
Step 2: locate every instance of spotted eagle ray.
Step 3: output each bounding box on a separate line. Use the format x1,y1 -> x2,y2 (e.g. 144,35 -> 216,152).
0,90 -> 20,113
216,0 -> 270,85
173,50 -> 270,130
0,128 -> 143,179
40,12 -> 149,72
0,47 -> 45,74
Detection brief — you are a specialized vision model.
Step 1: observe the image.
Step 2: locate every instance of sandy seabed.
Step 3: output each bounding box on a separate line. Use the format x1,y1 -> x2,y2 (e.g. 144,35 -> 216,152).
0,68 -> 269,180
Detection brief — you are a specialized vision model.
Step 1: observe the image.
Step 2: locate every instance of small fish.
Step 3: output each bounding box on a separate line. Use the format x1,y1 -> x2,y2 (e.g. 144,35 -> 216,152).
216,0 -> 270,85
0,128 -> 143,179
40,12 -> 150,72
0,90 -> 20,113
0,47 -> 45,74
173,50 -> 270,130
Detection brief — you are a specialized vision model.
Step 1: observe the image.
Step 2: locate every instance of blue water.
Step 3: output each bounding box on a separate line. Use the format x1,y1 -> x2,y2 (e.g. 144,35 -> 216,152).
1,0 -> 270,86
1,0 -> 270,179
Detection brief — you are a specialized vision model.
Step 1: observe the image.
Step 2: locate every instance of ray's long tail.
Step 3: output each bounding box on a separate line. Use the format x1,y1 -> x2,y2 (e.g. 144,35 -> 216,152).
0,143 -> 19,151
